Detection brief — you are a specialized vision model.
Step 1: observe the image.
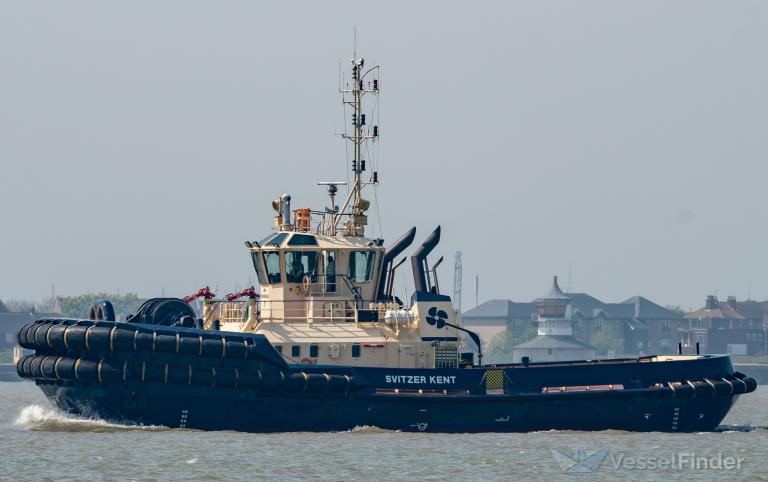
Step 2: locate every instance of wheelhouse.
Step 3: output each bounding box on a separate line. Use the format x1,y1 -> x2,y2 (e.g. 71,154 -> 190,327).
249,232 -> 384,320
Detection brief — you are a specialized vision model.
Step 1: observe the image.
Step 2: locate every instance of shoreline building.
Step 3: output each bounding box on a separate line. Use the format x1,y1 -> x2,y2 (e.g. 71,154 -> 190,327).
685,295 -> 768,355
0,302 -> 60,355
512,277 -> 596,363
462,278 -> 683,357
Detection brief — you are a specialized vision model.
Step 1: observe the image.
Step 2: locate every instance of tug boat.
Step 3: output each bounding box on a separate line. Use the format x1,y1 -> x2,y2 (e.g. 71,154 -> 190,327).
17,53 -> 756,432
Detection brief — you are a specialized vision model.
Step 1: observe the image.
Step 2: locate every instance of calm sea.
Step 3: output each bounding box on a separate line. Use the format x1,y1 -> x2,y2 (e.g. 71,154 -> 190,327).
1,381 -> 767,481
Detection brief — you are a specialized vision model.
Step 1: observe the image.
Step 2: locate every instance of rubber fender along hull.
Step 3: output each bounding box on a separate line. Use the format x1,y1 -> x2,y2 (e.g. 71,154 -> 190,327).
17,318 -> 287,368
17,352 -> 352,396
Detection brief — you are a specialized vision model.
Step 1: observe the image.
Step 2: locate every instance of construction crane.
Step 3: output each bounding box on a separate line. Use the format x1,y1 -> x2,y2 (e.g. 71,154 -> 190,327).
453,251 -> 462,313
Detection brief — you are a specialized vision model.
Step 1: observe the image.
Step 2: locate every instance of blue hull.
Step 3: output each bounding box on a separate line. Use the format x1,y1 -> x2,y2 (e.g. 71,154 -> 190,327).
36,378 -> 739,433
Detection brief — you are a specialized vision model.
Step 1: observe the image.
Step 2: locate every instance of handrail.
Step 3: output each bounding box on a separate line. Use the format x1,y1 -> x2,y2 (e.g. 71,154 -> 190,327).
205,297 -> 399,325
203,275 -> 403,326
280,274 -> 367,305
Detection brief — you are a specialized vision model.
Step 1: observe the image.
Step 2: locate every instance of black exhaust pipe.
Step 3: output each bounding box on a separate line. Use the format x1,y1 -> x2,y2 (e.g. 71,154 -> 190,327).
411,226 -> 441,293
376,227 -> 417,300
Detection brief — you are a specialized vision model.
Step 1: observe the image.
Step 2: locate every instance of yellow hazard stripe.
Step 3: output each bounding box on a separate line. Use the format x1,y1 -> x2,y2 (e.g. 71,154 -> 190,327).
485,370 -> 504,390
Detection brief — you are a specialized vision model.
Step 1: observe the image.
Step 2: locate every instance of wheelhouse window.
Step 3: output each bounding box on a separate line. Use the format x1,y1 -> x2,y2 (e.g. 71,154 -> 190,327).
285,251 -> 318,283
260,233 -> 288,247
263,251 -> 282,284
251,252 -> 267,285
287,234 -> 318,246
349,251 -> 375,283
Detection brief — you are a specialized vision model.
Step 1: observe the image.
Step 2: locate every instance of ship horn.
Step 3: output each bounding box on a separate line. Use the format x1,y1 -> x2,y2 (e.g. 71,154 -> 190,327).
411,226 -> 441,293
376,227 -> 417,301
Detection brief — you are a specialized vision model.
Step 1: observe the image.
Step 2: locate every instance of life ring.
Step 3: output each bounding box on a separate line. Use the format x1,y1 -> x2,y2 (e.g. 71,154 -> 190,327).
301,275 -> 311,296
300,357 -> 315,365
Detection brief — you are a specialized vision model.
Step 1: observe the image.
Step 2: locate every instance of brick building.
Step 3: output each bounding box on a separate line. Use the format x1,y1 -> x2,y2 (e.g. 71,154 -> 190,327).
685,295 -> 767,355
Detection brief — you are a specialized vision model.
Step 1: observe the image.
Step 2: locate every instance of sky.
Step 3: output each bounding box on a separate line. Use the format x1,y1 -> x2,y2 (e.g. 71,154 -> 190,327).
1,2 -> 766,311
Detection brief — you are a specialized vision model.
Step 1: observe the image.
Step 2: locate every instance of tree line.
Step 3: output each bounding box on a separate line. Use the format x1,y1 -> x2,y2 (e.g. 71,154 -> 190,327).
0,293 -> 145,319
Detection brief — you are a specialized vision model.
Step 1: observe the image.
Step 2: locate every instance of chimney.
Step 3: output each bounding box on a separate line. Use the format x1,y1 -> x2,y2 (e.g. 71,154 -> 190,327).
705,295 -> 718,310
727,296 -> 737,308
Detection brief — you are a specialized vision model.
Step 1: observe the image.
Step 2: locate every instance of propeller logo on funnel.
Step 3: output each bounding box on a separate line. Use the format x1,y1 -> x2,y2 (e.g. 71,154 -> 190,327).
426,307 -> 448,328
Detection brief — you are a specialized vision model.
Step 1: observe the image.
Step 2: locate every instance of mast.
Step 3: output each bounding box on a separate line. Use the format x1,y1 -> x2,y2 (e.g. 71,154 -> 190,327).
338,52 -> 379,236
